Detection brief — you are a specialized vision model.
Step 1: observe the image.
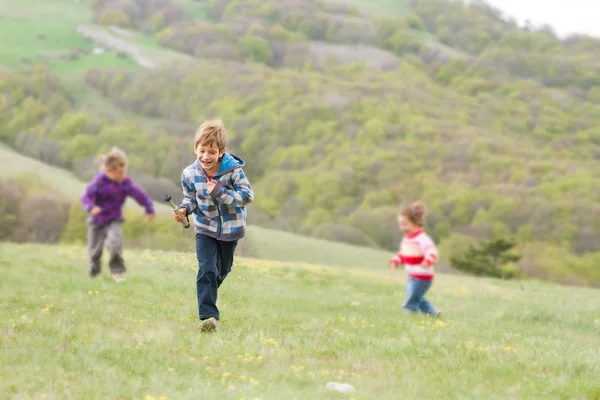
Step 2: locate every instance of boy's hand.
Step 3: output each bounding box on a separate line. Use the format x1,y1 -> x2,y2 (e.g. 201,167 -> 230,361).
207,179 -> 217,193
173,208 -> 187,223
147,213 -> 155,222
90,206 -> 102,216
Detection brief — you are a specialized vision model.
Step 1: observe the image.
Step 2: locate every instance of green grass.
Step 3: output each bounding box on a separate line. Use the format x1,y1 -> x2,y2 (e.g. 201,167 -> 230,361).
0,0 -> 93,68
343,0 -> 408,15
1,242 -> 599,399
246,225 -> 392,269
51,52 -> 139,74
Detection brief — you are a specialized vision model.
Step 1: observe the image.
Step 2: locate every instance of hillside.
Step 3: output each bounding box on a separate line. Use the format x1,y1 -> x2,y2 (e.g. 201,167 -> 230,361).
1,0 -> 600,285
0,144 -> 394,268
1,242 -> 600,399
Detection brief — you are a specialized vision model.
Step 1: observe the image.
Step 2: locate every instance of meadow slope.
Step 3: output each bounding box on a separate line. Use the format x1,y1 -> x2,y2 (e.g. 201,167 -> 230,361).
3,0 -> 600,286
0,144 -> 394,269
1,243 -> 599,399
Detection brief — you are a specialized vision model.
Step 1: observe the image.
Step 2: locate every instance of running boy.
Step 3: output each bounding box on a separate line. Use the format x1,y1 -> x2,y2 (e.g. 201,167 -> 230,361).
389,202 -> 440,317
81,147 -> 155,282
173,119 -> 253,332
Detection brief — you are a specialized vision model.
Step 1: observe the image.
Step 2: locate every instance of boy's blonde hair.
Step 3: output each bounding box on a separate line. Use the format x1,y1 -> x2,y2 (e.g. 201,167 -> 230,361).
194,119 -> 227,152
101,147 -> 127,170
401,201 -> 426,227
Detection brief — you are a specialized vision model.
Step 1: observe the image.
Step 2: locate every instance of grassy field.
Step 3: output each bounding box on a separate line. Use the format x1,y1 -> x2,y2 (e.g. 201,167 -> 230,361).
1,242 -> 599,399
0,0 -> 92,68
245,225 -> 392,269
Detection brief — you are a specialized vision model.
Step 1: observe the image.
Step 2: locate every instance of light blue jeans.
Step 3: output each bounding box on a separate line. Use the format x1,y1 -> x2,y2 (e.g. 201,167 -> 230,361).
403,276 -> 439,316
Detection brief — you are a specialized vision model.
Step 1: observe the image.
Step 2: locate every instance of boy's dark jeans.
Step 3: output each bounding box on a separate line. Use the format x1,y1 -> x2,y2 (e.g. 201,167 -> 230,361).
196,234 -> 238,321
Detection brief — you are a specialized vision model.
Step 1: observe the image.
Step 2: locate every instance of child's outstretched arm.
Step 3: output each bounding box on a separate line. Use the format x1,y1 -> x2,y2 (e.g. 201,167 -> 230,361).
419,234 -> 438,267
389,252 -> 403,269
81,178 -> 99,214
126,180 -> 155,218
179,173 -> 198,216
210,168 -> 254,207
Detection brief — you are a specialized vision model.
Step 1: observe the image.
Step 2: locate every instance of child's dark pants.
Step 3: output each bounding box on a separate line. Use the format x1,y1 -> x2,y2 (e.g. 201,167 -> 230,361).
196,234 -> 238,321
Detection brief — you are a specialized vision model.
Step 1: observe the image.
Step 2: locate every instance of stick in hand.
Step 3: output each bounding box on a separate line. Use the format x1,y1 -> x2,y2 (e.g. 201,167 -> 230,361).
164,194 -> 190,229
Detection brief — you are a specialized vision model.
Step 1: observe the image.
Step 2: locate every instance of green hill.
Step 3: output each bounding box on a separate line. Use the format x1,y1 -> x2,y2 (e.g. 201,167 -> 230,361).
1,242 -> 599,399
1,0 -> 600,285
0,144 -> 393,268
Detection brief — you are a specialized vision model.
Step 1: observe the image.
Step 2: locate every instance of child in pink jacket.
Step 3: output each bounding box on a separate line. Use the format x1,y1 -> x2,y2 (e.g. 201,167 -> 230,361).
389,202 -> 440,317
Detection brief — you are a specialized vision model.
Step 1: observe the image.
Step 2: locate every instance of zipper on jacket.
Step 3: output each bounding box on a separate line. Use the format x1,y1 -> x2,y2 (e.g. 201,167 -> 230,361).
210,175 -> 222,238
216,204 -> 222,238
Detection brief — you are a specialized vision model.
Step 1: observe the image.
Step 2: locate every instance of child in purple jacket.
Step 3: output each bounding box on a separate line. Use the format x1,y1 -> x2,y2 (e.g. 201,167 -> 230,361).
81,147 -> 155,282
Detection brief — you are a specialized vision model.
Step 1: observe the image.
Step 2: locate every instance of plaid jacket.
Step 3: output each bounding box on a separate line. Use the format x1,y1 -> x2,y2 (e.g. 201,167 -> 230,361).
179,153 -> 253,241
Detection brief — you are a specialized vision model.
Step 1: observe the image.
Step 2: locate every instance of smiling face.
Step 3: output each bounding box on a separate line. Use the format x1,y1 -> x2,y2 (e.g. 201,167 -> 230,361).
398,214 -> 419,236
105,163 -> 127,183
196,142 -> 224,175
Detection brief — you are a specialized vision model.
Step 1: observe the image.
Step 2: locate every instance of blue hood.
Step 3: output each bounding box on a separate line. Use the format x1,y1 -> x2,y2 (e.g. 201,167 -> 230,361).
215,153 -> 245,176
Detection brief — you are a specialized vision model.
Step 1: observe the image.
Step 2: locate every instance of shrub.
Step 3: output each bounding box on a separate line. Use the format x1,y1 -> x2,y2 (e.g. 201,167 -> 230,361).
0,179 -> 25,240
450,237 -> 522,279
17,192 -> 71,243
99,9 -> 131,27
238,35 -> 273,64
60,201 -> 89,245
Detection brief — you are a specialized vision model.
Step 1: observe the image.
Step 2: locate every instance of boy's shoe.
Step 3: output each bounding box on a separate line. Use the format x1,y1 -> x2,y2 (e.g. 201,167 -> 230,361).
112,273 -> 126,283
200,318 -> 218,332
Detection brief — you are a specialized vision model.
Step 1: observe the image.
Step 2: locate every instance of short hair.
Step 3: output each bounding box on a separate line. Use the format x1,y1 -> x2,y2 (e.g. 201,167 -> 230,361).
401,201 -> 426,227
194,119 -> 227,152
101,147 -> 127,170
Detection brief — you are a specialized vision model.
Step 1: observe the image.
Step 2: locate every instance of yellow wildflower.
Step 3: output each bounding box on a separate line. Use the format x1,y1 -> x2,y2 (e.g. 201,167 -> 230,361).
249,378 -> 260,387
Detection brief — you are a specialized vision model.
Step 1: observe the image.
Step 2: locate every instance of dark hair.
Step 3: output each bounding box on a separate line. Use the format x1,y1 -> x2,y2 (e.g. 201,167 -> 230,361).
401,201 -> 426,227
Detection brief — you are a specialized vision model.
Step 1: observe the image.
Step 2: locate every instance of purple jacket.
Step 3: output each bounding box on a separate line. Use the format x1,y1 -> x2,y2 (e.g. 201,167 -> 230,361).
81,172 -> 155,225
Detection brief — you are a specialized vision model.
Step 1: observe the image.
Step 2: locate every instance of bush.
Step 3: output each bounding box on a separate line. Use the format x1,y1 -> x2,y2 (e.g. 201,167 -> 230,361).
238,35 -> 273,64
0,179 -> 25,240
450,237 -> 522,279
60,201 -> 89,245
17,192 -> 71,243
99,10 -> 132,27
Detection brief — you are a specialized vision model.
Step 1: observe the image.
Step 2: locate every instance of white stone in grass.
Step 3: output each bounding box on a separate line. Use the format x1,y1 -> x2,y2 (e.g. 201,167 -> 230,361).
326,382 -> 356,394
